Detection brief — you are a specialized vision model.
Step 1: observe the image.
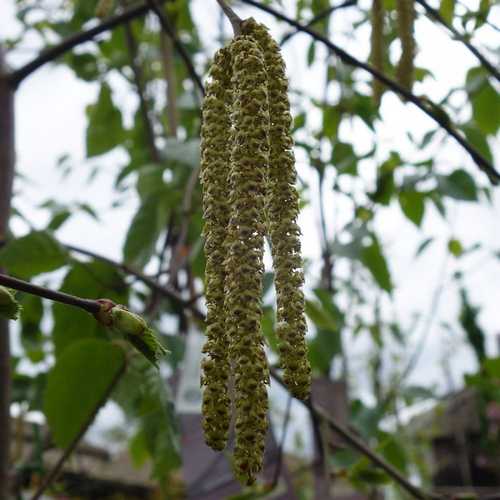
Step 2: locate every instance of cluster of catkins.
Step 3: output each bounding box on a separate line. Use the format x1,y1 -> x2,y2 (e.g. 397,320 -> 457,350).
370,0 -> 415,104
199,18 -> 311,486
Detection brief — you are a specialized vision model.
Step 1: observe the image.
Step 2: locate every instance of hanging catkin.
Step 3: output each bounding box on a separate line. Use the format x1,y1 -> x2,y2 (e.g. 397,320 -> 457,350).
200,16 -> 311,487
225,35 -> 270,486
370,0 -> 385,105
199,47 -> 232,452
396,0 -> 416,91
242,19 -> 311,401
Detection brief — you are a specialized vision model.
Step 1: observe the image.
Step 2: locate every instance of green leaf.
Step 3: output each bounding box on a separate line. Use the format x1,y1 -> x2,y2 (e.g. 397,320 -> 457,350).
0,231 -> 67,279
437,169 -> 478,201
472,79 -> 500,135
439,0 -> 455,24
448,238 -> 464,257
484,357 -> 500,378
123,195 -> 168,268
462,125 -> 493,164
308,328 -> 341,374
398,191 -> 425,227
361,238 -> 393,293
86,83 -> 126,158
44,339 -> 125,448
0,286 -> 22,320
332,142 -> 357,176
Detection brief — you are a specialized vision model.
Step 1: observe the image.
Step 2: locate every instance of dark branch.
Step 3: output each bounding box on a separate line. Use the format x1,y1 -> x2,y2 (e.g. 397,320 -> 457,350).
123,21 -> 161,162
146,0 -> 205,96
9,1 -> 168,87
30,357 -> 127,500
280,0 -> 358,46
415,0 -> 500,82
270,369 -> 442,500
216,0 -> 244,36
63,243 -> 205,321
0,273 -> 101,314
239,0 -> 500,185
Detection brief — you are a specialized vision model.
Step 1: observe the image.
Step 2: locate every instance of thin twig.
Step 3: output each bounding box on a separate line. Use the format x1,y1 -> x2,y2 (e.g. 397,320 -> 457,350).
280,0 -> 357,46
269,369 -> 442,500
123,20 -> 161,162
271,395 -> 293,488
146,0 -> 205,96
9,1 -> 171,87
216,0 -> 243,36
0,273 -> 101,314
415,0 -> 500,82
64,243 -> 205,320
30,358 -> 127,500
239,0 -> 500,184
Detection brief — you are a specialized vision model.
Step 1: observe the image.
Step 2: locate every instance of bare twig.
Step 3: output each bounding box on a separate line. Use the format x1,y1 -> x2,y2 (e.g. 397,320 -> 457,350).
30,357 -> 127,500
280,0 -> 357,46
415,0 -> 500,82
160,31 -> 179,137
9,1 -> 171,87
239,0 -> 500,184
146,0 -> 205,96
123,21 -> 161,162
271,395 -> 293,488
216,0 -> 243,36
0,273 -> 101,314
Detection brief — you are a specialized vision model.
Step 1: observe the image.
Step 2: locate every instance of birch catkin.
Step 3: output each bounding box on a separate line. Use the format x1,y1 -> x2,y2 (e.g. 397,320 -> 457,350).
226,36 -> 270,485
396,0 -> 416,91
200,17 -> 310,486
199,47 -> 232,452
242,19 -> 311,401
370,0 -> 385,105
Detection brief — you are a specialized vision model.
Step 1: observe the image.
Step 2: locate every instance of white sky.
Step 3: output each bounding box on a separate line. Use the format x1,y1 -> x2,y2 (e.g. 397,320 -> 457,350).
1,0 -> 499,457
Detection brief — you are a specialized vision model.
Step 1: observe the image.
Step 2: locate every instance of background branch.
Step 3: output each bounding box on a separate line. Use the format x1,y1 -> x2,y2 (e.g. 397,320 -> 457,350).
415,0 -> 500,82
9,0 -> 172,87
239,0 -> 500,184
270,369 -> 442,500
123,20 -> 161,162
146,0 -> 205,96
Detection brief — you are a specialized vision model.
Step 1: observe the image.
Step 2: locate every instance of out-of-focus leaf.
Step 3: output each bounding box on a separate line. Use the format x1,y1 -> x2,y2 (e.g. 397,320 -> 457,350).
437,169 -> 477,201
0,231 -> 67,279
361,238 -> 393,293
399,190 -> 425,227
44,339 -> 125,448
86,83 -> 126,158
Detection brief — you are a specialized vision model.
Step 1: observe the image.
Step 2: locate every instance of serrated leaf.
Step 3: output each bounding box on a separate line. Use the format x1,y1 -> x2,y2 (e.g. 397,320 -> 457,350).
44,339 -> 125,448
0,231 -> 67,279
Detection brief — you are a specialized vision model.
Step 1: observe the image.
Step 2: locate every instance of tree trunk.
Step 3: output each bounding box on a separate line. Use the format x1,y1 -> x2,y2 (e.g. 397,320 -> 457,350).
0,45 -> 15,500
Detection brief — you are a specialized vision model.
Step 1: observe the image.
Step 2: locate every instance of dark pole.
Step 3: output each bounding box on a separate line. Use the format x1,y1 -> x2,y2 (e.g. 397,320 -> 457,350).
0,45 -> 15,500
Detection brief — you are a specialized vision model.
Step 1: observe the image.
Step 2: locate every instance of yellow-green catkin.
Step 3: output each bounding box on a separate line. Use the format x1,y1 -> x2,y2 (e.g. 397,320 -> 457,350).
370,0 -> 385,106
225,36 -> 270,486
199,47 -> 232,452
396,0 -> 416,91
242,19 -> 311,402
